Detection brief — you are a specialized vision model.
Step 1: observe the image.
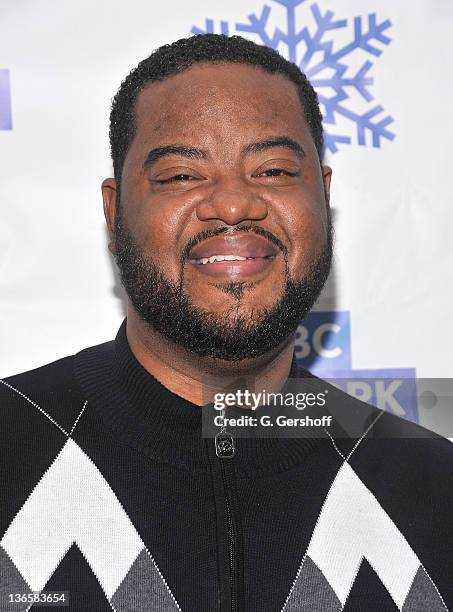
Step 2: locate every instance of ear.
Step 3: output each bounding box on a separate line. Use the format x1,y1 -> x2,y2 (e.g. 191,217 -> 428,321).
101,178 -> 118,255
322,165 -> 332,207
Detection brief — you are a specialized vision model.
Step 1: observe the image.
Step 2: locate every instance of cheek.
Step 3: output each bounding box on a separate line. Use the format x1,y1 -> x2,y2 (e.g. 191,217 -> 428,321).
140,216 -> 180,271
272,192 -> 328,271
292,212 -> 326,270
119,185 -> 184,269
119,197 -> 182,274
293,203 -> 327,242
291,170 -> 329,249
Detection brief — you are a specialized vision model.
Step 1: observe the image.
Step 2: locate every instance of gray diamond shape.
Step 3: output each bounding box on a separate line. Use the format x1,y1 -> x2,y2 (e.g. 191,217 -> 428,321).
110,548 -> 179,611
402,565 -> 447,611
283,556 -> 341,611
0,545 -> 31,611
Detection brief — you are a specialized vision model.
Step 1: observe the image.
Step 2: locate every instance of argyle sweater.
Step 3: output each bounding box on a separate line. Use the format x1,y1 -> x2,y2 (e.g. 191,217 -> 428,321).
0,320 -> 452,611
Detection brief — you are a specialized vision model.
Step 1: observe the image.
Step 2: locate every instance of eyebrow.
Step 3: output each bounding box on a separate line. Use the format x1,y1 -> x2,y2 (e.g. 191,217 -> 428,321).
244,136 -> 306,159
143,145 -> 207,169
142,136 -> 305,169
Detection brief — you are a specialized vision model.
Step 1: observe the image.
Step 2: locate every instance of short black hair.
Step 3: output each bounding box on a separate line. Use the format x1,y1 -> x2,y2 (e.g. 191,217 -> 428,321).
109,34 -> 324,183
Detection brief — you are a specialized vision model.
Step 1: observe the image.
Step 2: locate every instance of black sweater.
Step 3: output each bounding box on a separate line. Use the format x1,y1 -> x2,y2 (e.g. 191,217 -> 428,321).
0,320 -> 452,611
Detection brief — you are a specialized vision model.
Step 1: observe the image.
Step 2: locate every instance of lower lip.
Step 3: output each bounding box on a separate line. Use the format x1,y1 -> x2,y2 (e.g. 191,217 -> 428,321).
188,257 -> 276,278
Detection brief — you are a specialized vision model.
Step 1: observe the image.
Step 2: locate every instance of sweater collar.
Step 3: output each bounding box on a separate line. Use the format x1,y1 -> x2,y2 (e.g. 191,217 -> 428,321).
75,319 -> 337,473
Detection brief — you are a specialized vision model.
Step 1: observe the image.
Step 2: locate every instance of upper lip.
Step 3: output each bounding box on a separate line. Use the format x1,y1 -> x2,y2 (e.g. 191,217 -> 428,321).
188,234 -> 279,260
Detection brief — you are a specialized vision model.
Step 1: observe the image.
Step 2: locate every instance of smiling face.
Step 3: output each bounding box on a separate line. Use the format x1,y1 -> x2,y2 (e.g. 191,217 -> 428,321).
103,62 -> 332,361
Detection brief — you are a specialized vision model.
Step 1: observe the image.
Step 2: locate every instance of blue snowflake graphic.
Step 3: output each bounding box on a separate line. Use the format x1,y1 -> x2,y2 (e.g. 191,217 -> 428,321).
192,0 -> 394,154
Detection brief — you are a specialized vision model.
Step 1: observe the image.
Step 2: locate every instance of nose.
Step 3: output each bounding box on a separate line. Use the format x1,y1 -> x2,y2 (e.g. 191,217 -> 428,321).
195,183 -> 268,226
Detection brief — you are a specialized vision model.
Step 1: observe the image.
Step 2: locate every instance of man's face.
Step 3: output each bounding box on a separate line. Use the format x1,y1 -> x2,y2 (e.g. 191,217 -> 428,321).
104,62 -> 332,361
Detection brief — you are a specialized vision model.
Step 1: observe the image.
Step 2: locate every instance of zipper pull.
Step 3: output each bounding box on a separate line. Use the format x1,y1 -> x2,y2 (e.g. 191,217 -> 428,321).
215,408 -> 235,458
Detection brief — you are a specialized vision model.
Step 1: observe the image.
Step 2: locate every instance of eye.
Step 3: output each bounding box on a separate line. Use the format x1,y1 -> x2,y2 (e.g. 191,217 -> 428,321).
154,174 -> 197,184
257,168 -> 299,178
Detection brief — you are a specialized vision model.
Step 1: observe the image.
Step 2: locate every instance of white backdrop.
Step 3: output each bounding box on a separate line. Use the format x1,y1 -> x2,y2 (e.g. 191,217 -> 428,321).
1,1 -> 452,429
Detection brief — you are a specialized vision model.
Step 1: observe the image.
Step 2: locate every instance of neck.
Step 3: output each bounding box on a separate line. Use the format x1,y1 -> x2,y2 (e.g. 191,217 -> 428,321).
126,307 -> 296,407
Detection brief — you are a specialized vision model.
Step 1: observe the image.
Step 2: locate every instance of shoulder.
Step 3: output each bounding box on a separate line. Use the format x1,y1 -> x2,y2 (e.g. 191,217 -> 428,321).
0,324 -> 116,432
349,408 -> 453,483
0,335 -> 117,438
2,353 -> 76,394
303,368 -> 453,495
293,361 -> 453,460
0,354 -> 85,436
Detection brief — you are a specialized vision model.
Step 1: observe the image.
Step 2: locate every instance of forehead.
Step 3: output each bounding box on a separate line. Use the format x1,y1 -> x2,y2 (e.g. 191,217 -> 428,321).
131,62 -> 315,157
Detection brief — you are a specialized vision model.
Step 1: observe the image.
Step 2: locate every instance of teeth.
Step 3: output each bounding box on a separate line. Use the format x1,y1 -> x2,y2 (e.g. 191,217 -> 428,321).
197,254 -> 248,264
194,254 -> 276,264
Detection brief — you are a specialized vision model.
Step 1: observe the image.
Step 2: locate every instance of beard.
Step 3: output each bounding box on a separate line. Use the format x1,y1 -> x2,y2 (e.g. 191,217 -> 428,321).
113,207 -> 333,361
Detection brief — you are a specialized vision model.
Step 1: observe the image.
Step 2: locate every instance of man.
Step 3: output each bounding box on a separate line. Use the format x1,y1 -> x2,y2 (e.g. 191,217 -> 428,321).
0,34 -> 451,611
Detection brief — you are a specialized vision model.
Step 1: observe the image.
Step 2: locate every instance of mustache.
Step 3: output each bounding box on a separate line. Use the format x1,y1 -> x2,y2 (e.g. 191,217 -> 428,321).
180,224 -> 288,267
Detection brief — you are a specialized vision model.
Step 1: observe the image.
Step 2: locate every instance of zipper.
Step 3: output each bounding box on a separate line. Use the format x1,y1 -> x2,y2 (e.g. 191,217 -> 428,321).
213,407 -> 242,611
220,460 -> 238,612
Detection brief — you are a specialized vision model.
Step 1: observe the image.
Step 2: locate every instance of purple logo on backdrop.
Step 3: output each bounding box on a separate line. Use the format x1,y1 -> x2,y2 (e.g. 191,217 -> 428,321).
295,312 -> 418,422
0,69 -> 13,130
295,311 -> 352,371
0,69 -> 12,130
317,369 -> 418,424
192,0 -> 395,154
